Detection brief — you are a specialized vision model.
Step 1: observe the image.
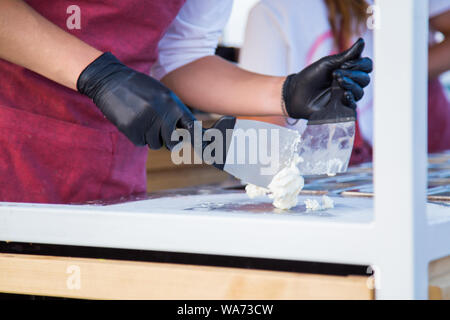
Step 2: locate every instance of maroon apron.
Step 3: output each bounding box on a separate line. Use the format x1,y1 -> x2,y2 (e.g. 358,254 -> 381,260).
0,0 -> 185,203
428,78 -> 450,153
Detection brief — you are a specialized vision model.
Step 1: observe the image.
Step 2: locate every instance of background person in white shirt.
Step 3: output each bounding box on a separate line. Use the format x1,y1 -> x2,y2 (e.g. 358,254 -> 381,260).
240,0 -> 450,164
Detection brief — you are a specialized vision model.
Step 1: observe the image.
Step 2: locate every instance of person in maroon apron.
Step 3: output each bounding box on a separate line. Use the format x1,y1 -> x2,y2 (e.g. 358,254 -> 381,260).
0,0 -> 372,204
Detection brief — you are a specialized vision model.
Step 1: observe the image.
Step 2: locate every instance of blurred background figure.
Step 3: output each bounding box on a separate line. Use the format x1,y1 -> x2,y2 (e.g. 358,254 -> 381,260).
239,0 -> 450,164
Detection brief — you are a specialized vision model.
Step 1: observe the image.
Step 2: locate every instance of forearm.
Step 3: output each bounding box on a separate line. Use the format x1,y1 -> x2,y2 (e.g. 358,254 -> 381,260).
161,56 -> 285,117
429,38 -> 450,79
0,0 -> 101,90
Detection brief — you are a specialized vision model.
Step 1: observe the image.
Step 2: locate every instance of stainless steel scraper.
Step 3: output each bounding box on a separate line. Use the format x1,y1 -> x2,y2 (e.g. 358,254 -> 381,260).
206,117 -> 302,188
296,120 -> 355,176
201,83 -> 355,188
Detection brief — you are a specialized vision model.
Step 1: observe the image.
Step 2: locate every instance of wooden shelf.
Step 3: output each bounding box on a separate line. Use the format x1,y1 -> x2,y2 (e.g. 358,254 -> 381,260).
429,256 -> 450,300
0,253 -> 373,300
1,253 -> 449,299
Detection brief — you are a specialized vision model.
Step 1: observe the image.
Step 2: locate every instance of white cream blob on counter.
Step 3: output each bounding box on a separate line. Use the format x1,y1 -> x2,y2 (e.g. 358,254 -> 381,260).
304,198 -> 321,211
304,195 -> 335,211
245,155 -> 305,210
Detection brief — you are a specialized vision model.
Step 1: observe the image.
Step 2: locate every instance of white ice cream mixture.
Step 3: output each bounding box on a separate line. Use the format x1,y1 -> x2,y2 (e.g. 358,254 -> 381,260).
244,128 -> 337,211
245,154 -> 305,210
245,154 -> 335,211
304,195 -> 335,211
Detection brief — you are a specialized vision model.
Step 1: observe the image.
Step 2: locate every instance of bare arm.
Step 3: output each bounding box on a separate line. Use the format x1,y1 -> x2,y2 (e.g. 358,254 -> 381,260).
161,55 -> 286,117
0,0 -> 369,124
429,10 -> 450,79
0,0 -> 101,90
0,0 -> 283,117
0,0 -> 284,117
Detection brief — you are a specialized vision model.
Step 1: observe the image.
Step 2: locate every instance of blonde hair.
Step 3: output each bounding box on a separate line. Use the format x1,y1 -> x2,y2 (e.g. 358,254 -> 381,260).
324,0 -> 370,49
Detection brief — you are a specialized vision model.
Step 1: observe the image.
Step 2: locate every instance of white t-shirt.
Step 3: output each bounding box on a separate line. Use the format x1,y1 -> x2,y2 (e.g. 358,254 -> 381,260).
239,0 -> 450,145
151,0 -> 234,80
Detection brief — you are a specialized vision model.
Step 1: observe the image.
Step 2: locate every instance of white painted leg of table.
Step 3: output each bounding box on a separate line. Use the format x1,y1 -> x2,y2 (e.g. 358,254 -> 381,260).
373,0 -> 429,299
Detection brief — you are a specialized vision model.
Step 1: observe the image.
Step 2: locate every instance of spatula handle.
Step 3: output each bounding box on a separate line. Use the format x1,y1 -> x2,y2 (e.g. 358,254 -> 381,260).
308,79 -> 356,125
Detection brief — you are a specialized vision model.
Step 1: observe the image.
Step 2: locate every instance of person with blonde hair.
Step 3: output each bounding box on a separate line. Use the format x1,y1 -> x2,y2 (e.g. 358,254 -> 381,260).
241,0 -> 450,164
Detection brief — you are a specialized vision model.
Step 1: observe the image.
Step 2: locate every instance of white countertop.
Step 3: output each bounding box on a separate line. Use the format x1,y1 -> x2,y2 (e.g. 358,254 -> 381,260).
0,190 -> 449,266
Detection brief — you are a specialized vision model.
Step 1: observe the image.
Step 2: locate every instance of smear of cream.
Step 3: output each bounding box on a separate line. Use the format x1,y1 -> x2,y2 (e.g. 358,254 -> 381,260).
321,195 -> 335,209
304,195 -> 335,211
245,184 -> 269,199
304,198 -> 321,211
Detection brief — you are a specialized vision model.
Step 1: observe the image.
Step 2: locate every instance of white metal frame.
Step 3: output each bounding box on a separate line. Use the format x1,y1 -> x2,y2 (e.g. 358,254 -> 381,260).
0,0 -> 449,300
373,0 -> 435,299
1,193 -> 449,299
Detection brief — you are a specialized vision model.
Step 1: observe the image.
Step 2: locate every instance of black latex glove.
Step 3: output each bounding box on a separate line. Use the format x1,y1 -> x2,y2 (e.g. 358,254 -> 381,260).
77,52 -> 196,150
282,38 -> 373,119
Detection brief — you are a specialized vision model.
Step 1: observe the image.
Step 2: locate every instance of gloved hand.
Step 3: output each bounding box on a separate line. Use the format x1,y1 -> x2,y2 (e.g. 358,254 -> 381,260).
77,52 -> 196,150
282,38 -> 373,119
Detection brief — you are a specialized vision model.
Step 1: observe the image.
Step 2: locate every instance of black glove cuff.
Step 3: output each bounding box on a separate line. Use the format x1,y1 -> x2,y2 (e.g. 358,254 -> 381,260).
281,74 -> 296,118
77,52 -> 127,99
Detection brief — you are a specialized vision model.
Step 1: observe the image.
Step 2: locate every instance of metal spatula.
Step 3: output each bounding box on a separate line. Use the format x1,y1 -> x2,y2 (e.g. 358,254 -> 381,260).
204,113 -> 354,187
206,117 -> 302,187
